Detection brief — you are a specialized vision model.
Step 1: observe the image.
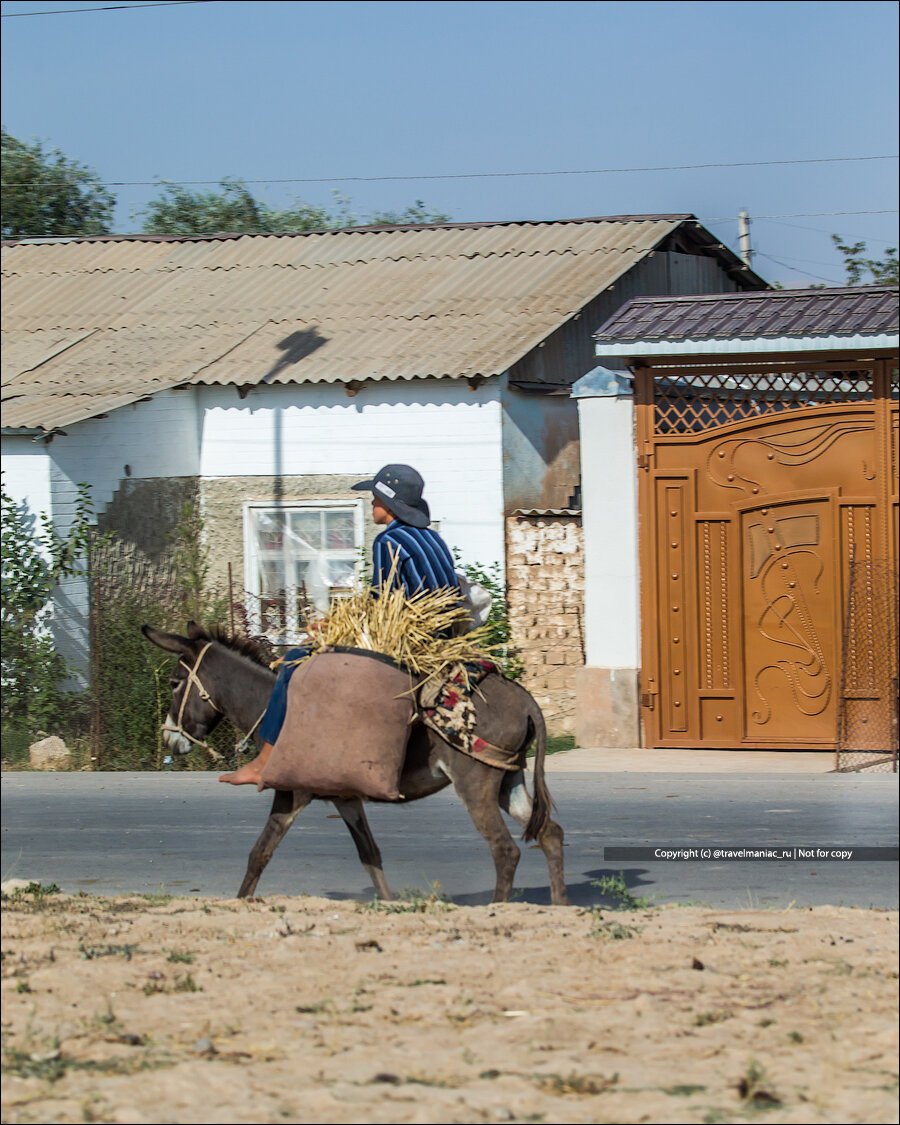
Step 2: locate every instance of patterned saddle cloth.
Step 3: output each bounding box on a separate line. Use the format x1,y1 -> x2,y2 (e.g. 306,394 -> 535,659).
418,660 -> 521,771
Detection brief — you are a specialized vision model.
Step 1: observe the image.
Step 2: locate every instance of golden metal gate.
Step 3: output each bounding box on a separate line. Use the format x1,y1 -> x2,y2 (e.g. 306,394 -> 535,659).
635,359 -> 898,749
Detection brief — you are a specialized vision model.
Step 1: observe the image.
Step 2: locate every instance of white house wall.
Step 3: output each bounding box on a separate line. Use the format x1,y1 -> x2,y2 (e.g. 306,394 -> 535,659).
2,391 -> 201,676
198,379 -> 506,568
4,379 -> 505,676
1,441 -> 53,545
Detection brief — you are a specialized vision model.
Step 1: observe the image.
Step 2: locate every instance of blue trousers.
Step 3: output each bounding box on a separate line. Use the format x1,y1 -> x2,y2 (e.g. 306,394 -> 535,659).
258,647 -> 309,744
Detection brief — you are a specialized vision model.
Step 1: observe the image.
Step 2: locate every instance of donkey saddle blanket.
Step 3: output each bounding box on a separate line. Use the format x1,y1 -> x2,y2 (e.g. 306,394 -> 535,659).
419,660 -> 521,771
260,648 -> 416,801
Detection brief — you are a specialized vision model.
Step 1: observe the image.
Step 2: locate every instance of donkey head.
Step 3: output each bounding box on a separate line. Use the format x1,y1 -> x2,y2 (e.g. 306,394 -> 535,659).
142,622 -> 224,755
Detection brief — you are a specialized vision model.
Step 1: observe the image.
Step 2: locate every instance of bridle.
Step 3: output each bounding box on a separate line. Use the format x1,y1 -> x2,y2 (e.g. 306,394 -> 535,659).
162,643 -> 225,760
161,641 -> 265,763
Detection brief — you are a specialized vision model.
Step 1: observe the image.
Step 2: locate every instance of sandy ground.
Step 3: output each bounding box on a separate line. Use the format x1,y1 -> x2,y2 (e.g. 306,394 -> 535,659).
1,891 -> 897,1125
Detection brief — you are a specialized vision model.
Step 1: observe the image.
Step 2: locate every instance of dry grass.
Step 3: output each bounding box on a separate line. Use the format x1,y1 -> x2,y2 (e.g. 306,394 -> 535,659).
284,560 -> 498,685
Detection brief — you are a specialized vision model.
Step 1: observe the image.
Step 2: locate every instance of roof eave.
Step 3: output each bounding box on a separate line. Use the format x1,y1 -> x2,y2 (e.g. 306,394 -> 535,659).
595,332 -> 900,363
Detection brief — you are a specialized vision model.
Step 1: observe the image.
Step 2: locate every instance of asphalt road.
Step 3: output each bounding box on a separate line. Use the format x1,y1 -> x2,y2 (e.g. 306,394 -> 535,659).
2,771 -> 897,909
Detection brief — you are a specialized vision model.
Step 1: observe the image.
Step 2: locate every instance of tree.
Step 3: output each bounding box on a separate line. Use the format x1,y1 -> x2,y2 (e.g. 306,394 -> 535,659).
1,479 -> 98,730
139,180 -> 450,236
832,235 -> 899,286
1,129 -> 115,239
139,179 -> 335,236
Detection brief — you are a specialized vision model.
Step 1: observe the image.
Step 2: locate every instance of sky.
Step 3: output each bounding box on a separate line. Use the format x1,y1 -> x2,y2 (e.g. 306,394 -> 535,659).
1,0 -> 897,288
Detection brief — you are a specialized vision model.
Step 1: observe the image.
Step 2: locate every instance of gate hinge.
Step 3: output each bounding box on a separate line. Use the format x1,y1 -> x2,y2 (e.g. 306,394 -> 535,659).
637,446 -> 654,471
640,681 -> 658,710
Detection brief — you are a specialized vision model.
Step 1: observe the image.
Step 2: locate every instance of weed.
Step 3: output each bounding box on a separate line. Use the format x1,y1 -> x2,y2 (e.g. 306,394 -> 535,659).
405,978 -> 448,986
16,979 -> 32,993
79,942 -> 138,961
591,872 -> 653,910
536,1071 -> 619,1096
787,1031 -> 804,1043
5,882 -> 61,904
587,913 -> 643,940
143,972 -> 200,996
362,882 -> 454,914
295,1001 -> 333,1015
694,1010 -> 733,1027
165,950 -> 194,964
2,1045 -> 172,1083
545,733 -> 576,755
664,1084 -> 707,1096
737,1059 -> 782,1108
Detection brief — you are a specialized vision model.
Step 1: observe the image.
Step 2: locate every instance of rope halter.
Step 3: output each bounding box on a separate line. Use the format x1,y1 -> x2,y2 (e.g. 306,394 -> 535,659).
161,642 -> 225,760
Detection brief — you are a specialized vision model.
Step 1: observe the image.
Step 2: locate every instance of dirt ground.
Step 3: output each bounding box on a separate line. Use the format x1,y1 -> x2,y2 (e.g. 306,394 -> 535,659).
1,891 -> 897,1125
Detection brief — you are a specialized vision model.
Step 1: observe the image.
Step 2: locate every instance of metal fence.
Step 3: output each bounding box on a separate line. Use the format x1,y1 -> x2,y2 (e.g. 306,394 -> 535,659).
87,545 -> 288,771
836,558 -> 898,773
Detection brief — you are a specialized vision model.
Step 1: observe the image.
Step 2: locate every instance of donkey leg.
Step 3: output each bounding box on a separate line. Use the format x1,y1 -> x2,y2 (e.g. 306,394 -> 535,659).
237,789 -> 312,898
500,770 -> 569,906
331,797 -> 393,901
444,755 -> 521,903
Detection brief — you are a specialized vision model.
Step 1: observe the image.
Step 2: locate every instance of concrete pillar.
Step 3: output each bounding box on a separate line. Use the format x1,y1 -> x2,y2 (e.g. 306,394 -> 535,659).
572,367 -> 641,747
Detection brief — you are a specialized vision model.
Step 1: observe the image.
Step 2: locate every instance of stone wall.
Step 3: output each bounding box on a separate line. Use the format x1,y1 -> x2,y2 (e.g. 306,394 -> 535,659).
505,513 -> 585,736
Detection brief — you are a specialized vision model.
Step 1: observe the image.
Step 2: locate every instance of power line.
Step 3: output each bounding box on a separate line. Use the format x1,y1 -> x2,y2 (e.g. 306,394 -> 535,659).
702,208 -> 898,222
754,251 -> 842,286
1,1 -> 214,15
702,208 -> 898,223
4,155 -> 898,191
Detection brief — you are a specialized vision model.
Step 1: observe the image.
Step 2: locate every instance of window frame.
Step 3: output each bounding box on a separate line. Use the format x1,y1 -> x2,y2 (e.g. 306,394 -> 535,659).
242,498 -> 365,644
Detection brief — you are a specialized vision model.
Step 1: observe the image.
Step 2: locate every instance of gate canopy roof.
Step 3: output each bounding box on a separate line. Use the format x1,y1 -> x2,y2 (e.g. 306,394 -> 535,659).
593,286 -> 899,361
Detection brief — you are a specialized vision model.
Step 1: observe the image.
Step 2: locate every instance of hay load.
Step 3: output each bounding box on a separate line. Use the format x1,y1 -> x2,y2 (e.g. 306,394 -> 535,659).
287,570 -> 498,685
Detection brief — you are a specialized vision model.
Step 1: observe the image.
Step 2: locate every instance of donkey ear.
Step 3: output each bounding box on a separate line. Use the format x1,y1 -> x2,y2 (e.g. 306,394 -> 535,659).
186,621 -> 211,641
141,624 -> 194,655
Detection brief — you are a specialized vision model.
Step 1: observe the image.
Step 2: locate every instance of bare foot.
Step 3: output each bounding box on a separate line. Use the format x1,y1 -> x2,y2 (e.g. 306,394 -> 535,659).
218,743 -> 273,787
218,762 -> 264,786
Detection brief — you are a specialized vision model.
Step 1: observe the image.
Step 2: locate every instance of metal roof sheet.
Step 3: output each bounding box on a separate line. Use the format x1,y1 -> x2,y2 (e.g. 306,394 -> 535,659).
593,286 -> 899,345
3,216 -> 735,431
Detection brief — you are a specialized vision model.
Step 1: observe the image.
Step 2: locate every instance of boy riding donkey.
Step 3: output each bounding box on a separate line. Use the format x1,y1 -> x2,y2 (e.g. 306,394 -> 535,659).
219,464 -> 459,787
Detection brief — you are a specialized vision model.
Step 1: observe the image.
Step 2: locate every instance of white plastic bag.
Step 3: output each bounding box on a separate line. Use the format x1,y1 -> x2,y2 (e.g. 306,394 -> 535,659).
456,574 -> 493,633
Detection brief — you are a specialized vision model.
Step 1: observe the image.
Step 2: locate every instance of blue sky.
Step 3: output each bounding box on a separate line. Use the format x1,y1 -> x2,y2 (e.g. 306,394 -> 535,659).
2,0 -> 897,286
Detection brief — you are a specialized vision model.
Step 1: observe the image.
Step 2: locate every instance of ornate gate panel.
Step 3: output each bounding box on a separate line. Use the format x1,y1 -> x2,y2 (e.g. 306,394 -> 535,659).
636,360 -> 897,749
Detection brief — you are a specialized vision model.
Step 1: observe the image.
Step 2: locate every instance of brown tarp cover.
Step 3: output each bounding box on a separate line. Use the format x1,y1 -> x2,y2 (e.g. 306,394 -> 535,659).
260,649 -> 416,800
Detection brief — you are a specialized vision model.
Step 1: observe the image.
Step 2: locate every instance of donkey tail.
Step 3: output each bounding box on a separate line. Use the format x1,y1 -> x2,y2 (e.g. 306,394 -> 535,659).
523,695 -> 554,843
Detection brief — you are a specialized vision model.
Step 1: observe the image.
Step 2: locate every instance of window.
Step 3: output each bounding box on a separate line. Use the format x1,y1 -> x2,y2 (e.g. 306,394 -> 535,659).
244,500 -> 364,641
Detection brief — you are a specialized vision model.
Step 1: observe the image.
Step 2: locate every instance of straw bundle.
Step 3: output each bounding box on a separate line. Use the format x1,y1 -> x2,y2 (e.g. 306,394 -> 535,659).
285,560 -> 497,683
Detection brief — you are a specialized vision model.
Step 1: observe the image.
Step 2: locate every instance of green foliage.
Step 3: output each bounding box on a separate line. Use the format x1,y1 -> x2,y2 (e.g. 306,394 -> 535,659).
1,479 -> 97,735
367,199 -> 452,226
832,235 -> 899,285
1,129 -> 114,239
88,501 -> 231,769
170,498 -> 227,624
590,871 -> 654,910
139,179 -> 450,236
455,558 -> 524,680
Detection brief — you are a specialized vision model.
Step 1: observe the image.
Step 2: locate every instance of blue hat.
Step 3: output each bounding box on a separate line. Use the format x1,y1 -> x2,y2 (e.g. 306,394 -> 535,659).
352,464 -> 431,528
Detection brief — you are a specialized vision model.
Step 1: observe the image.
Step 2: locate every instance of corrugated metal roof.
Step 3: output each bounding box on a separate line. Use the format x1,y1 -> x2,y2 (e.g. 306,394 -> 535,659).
593,286 -> 899,344
4,216 -> 726,431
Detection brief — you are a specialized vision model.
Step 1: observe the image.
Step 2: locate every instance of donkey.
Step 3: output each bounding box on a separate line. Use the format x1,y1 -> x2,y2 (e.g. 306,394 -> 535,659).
142,623 -> 568,905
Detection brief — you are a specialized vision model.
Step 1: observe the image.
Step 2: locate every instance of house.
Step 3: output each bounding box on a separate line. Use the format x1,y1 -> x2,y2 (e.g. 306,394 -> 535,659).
2,215 -> 766,699
574,285 -> 899,752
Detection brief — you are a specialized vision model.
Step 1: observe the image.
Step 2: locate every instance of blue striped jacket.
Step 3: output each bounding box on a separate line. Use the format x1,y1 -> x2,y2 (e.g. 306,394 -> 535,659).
372,522 -> 458,596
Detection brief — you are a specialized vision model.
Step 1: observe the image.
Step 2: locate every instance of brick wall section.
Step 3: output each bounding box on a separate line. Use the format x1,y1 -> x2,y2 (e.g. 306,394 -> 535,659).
506,513 -> 585,735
